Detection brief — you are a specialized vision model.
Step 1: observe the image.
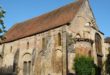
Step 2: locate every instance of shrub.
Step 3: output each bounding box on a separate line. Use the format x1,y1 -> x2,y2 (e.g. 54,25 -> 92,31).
105,50 -> 110,74
74,55 -> 96,75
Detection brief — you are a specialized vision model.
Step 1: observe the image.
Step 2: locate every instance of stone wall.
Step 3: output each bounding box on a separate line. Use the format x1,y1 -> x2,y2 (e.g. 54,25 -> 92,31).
0,0 -> 107,75
66,0 -> 105,74
0,26 -> 68,75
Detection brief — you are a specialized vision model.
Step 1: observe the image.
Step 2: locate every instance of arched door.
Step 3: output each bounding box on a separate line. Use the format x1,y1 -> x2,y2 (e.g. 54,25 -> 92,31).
95,33 -> 102,75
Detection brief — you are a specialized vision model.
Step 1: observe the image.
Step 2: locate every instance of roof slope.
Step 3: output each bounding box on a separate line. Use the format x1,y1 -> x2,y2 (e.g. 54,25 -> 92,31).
3,0 -> 83,43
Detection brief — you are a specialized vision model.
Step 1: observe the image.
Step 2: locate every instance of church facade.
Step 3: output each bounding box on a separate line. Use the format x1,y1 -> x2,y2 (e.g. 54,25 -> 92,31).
0,0 -> 109,75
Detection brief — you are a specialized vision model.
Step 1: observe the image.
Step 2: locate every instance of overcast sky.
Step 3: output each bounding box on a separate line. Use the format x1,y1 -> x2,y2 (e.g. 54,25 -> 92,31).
0,0 -> 110,37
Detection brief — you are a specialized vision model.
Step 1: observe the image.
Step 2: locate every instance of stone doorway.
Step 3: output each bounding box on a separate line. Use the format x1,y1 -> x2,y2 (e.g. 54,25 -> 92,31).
95,33 -> 103,75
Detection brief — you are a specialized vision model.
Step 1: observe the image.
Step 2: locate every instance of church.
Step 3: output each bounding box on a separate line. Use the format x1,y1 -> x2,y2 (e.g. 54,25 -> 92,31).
0,0 -> 110,75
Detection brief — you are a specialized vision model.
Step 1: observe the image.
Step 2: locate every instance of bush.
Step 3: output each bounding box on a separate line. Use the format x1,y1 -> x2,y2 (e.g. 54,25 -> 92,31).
74,56 -> 96,75
105,50 -> 110,74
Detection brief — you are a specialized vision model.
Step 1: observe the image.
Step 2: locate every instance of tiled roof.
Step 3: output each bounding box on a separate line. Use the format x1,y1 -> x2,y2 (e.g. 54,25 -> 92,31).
3,0 -> 83,43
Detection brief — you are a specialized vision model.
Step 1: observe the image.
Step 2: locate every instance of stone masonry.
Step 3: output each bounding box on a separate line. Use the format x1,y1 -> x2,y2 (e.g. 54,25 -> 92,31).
0,0 -> 109,75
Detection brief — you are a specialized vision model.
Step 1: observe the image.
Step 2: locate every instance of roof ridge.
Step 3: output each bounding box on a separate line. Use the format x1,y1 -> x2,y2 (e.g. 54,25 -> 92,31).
3,1 -> 83,43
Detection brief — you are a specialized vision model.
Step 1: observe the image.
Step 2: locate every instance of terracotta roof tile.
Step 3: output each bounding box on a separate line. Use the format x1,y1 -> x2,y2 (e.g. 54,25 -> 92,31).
3,0 -> 83,43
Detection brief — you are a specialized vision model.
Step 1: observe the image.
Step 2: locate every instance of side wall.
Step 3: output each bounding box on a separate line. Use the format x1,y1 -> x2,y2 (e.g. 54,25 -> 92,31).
0,0 -> 106,75
0,26 -> 67,75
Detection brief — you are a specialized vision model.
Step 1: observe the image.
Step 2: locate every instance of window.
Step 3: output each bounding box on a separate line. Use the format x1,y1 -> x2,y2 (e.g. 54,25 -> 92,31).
42,38 -> 46,49
10,46 -> 12,52
55,33 -> 62,47
23,61 -> 27,75
28,61 -> 31,75
58,33 -> 61,46
95,33 -> 102,54
27,42 -> 29,49
23,61 -> 31,75
95,33 -> 102,71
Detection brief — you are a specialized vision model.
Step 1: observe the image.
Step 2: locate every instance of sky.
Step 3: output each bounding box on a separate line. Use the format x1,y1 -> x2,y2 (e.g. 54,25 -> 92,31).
0,0 -> 110,37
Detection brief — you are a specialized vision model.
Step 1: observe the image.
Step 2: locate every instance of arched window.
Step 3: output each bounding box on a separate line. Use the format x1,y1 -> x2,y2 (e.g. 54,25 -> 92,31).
95,33 -> 102,74
27,42 -> 29,49
58,33 -> 61,46
95,33 -> 102,54
23,53 -> 31,75
13,49 -> 20,72
10,46 -> 13,52
23,61 -> 27,75
24,61 -> 31,75
42,38 -> 46,49
54,33 -> 62,47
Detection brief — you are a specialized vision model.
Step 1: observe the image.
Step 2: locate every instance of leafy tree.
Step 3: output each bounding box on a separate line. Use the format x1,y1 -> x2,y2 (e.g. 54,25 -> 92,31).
0,6 -> 6,39
0,6 -> 6,33
74,55 -> 96,75
105,48 -> 110,75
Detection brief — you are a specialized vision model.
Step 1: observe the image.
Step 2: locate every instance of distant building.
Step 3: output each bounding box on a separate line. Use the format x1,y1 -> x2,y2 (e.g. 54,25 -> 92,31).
0,0 -> 109,75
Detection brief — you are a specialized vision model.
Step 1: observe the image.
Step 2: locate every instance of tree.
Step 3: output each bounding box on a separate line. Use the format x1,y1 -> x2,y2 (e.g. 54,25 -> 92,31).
74,55 -> 96,75
105,48 -> 110,75
0,6 -> 6,33
0,6 -> 6,39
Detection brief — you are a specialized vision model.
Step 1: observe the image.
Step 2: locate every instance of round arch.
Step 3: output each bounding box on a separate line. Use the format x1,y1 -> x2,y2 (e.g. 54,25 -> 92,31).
95,33 -> 102,54
22,53 -> 31,57
13,49 -> 20,73
95,33 -> 102,75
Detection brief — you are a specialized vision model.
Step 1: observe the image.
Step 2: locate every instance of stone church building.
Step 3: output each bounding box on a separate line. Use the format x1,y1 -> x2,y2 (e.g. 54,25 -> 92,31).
0,0 -> 110,75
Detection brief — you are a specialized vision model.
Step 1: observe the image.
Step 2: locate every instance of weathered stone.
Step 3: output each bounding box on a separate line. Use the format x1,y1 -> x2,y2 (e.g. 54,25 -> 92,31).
0,0 -> 108,75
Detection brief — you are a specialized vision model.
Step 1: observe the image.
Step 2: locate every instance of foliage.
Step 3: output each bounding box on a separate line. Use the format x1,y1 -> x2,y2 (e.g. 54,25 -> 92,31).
105,50 -> 110,74
74,55 -> 96,75
0,6 -> 6,34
